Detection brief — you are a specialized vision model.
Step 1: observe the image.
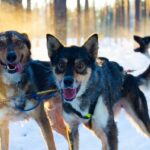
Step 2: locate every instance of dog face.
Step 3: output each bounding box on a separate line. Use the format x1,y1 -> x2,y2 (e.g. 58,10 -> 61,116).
47,34 -> 98,101
0,31 -> 31,74
134,35 -> 150,56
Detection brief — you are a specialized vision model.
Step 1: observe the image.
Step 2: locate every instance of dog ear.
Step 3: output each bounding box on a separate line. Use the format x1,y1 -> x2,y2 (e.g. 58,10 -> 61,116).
134,35 -> 143,44
134,47 -> 144,53
46,34 -> 63,57
22,33 -> 29,39
22,33 -> 31,49
82,34 -> 98,58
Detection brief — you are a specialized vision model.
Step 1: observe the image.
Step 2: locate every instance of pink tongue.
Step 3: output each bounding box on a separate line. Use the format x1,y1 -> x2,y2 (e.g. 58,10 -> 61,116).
16,64 -> 23,72
63,88 -> 76,101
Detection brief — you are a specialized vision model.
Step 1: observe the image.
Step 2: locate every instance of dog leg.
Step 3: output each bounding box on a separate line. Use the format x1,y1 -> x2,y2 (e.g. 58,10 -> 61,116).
92,118 -> 118,150
92,97 -> 118,150
122,90 -> 150,138
47,96 -> 67,140
67,125 -> 79,150
35,105 -> 56,150
0,122 -> 9,150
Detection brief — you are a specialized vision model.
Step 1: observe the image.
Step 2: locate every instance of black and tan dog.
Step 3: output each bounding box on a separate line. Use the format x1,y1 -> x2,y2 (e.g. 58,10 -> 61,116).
0,30 -> 63,150
47,34 -> 150,150
97,57 -> 150,136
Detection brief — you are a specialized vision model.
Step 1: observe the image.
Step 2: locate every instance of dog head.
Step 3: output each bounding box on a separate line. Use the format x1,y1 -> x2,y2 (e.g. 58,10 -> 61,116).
0,31 -> 31,74
134,35 -> 150,58
47,34 -> 98,102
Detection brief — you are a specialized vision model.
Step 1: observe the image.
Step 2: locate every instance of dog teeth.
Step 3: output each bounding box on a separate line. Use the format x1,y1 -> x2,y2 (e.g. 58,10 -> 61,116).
7,65 -> 16,70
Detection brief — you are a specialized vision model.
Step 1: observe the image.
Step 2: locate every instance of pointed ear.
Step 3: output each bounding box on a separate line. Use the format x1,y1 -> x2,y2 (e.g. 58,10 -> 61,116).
134,47 -> 144,53
82,34 -> 98,58
134,35 -> 143,44
46,34 -> 63,57
22,33 -> 29,39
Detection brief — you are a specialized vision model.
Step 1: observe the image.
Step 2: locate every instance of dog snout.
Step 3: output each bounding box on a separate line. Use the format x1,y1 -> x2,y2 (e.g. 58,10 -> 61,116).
63,76 -> 74,87
7,51 -> 17,63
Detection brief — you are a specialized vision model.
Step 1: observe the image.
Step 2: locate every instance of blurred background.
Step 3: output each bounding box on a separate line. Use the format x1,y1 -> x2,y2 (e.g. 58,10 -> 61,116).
0,0 -> 150,44
1,1 -> 150,149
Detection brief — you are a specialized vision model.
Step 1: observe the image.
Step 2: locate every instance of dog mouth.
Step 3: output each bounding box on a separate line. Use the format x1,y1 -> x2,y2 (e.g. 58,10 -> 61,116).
0,56 -> 24,73
6,63 -> 23,73
0,61 -> 23,74
63,88 -> 77,101
62,86 -> 80,101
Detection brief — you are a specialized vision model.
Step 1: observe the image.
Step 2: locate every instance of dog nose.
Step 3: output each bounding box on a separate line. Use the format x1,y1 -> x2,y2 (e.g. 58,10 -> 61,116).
64,76 -> 74,87
7,52 -> 17,62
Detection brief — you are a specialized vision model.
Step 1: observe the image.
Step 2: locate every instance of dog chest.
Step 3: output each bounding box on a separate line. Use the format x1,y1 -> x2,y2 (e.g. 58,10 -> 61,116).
0,77 -> 15,100
2,71 -> 21,85
63,99 -> 91,125
63,110 -> 90,126
92,96 -> 109,129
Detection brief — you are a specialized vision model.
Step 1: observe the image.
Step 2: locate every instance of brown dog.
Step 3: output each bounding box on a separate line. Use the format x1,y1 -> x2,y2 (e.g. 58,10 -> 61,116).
0,30 -> 66,150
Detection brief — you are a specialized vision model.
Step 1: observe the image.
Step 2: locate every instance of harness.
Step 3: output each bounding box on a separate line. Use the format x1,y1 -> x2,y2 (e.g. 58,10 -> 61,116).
0,61 -> 59,111
0,88 -> 59,112
16,88 -> 59,112
63,99 -> 98,128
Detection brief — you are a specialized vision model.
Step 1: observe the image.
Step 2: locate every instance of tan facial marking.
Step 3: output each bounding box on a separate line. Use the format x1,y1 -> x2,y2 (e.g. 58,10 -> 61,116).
75,68 -> 91,82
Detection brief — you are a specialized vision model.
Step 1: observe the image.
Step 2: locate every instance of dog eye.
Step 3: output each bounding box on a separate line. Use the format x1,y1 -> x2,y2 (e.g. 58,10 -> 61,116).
14,40 -> 24,49
76,62 -> 86,73
57,61 -> 66,72
0,41 -> 6,50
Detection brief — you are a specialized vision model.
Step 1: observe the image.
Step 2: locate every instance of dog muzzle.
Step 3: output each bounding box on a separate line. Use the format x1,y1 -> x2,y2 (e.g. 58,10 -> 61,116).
0,61 -> 23,74
7,63 -> 23,73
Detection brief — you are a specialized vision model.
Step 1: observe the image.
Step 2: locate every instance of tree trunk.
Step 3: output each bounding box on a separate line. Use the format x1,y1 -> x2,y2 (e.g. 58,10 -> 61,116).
84,0 -> 90,38
135,0 -> 141,21
2,0 -> 22,6
76,0 -> 81,44
135,0 -> 141,31
127,0 -> 130,29
27,0 -> 31,11
54,0 -> 67,44
146,0 -> 150,17
121,0 -> 125,27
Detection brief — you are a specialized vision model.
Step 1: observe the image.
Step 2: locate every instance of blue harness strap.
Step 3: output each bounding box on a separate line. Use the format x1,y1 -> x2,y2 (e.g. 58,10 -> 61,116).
15,91 -> 57,112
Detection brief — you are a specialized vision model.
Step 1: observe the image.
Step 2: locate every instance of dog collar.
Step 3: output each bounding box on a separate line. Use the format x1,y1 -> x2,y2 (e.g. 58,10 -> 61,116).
84,113 -> 92,119
63,103 -> 92,119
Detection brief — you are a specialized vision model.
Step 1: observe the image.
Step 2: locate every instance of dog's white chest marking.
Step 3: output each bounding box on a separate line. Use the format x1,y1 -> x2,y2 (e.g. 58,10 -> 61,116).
63,99 -> 90,126
70,99 -> 89,116
92,96 -> 109,129
2,71 -> 21,85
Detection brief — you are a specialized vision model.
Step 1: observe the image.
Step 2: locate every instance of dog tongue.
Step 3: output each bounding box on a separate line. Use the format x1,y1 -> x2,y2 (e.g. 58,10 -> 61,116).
16,64 -> 23,72
63,88 -> 76,101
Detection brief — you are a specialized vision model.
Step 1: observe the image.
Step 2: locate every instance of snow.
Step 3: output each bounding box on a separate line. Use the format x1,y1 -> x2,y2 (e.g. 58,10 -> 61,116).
9,38 -> 150,150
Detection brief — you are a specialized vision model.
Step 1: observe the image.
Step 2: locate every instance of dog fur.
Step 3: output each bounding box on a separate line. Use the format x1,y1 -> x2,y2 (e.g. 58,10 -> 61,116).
137,65 -> 150,86
0,31 -> 60,150
134,35 -> 150,58
97,57 -> 150,140
134,35 -> 150,86
47,34 -> 150,150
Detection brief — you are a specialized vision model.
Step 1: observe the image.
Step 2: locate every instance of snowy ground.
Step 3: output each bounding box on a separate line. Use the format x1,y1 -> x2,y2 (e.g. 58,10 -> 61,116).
9,38 -> 150,150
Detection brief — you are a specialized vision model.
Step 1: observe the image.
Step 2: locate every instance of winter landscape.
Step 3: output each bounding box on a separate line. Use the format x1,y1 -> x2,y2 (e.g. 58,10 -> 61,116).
0,0 -> 150,149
